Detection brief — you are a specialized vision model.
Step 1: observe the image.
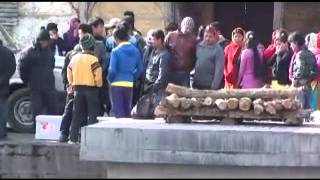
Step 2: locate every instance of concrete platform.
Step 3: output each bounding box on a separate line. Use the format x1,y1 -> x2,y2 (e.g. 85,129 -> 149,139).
80,117 -> 320,167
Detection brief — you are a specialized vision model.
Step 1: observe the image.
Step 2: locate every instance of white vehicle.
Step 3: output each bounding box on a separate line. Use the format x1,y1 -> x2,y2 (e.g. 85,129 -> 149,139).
1,24 -> 67,133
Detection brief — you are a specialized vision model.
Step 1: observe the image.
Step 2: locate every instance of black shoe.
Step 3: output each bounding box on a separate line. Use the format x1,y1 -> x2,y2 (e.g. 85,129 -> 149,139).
59,133 -> 69,143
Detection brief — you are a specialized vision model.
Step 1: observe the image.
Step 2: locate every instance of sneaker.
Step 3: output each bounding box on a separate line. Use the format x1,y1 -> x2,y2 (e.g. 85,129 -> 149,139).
68,140 -> 78,145
59,133 -> 69,143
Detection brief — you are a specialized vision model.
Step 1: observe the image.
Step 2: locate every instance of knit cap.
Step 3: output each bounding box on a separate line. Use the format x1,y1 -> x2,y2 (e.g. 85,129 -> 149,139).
181,17 -> 195,30
80,33 -> 95,50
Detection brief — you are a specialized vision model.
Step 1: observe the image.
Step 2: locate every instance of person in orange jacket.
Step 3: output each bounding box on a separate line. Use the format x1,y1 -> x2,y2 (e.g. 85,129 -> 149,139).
223,27 -> 245,89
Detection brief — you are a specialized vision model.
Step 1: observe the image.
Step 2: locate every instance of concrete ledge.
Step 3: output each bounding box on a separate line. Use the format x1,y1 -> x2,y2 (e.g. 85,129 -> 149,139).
0,133 -> 107,178
80,118 -> 320,167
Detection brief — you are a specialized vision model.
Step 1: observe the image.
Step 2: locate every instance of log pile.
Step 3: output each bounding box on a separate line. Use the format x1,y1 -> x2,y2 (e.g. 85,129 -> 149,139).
155,83 -> 311,125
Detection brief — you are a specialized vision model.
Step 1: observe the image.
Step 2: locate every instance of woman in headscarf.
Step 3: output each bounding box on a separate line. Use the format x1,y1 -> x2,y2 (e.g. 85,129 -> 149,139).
224,27 -> 245,89
63,16 -> 81,53
309,32 -> 320,110
305,32 -> 317,54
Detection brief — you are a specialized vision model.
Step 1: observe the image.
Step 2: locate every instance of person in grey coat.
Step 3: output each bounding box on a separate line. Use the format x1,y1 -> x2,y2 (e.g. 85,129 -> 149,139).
193,24 -> 224,90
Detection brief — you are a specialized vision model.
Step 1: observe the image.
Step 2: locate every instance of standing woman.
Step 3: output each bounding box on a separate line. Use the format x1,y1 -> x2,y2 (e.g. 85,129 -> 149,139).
107,24 -> 143,118
237,31 -> 265,89
63,16 -> 81,53
224,27 -> 245,89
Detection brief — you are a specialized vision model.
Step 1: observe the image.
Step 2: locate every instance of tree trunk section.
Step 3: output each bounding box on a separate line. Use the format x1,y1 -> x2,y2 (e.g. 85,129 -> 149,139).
166,83 -> 301,99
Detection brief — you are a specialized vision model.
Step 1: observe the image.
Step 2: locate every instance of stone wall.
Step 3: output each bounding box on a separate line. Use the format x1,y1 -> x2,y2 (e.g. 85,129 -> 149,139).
92,2 -> 166,36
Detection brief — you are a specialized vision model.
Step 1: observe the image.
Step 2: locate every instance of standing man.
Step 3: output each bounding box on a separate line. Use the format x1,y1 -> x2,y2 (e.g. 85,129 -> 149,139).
210,21 -> 230,49
193,24 -> 224,90
88,17 -> 111,116
18,28 -> 58,132
67,33 -> 102,144
123,10 -> 142,36
59,23 -> 92,142
165,16 -> 197,88
0,39 -> 16,139
46,22 -> 66,56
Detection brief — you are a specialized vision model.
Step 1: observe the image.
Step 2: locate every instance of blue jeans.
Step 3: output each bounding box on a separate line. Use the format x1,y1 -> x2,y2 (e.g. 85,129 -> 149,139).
0,97 -> 8,138
170,71 -> 190,87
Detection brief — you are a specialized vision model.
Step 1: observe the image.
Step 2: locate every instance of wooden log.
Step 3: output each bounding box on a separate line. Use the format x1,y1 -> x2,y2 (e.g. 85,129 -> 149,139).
273,99 -> 284,111
264,101 -> 277,115
239,97 -> 252,111
165,93 -> 180,108
180,97 -> 193,110
253,104 -> 264,115
166,83 -> 301,99
155,105 -> 310,120
281,98 -> 294,110
190,97 -> 202,108
253,98 -> 264,105
202,97 -> 214,106
227,98 -> 239,110
215,99 -> 227,111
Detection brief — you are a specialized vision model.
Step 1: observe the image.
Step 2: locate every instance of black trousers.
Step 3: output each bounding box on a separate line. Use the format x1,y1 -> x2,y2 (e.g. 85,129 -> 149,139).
99,77 -> 112,116
69,87 -> 100,142
0,96 -> 8,137
31,90 -> 58,128
59,93 -> 88,136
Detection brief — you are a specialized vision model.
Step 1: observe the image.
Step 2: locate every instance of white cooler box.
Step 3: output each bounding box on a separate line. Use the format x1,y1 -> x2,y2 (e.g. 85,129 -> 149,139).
35,115 -> 62,140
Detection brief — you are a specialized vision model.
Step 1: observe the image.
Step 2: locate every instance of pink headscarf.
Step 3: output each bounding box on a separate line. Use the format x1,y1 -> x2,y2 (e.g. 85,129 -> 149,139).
69,16 -> 80,32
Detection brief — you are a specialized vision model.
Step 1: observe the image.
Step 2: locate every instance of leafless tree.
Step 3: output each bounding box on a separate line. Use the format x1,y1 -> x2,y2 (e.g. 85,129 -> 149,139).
68,2 -> 97,23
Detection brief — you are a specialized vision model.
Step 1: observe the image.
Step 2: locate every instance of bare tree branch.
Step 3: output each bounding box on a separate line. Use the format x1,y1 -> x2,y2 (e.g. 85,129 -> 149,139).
68,2 -> 79,16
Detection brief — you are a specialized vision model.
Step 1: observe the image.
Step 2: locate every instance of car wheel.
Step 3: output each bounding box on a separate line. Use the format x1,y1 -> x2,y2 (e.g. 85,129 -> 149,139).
7,88 -> 34,133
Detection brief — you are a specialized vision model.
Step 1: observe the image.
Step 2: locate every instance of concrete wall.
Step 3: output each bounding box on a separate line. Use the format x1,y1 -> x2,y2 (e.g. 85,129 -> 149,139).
283,2 -> 320,33
11,2 -> 167,48
13,2 -> 75,49
0,141 -> 107,178
92,2 -> 166,36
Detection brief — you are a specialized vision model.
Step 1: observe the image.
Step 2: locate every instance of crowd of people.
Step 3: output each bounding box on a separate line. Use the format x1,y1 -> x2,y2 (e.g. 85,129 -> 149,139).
1,10 -> 320,142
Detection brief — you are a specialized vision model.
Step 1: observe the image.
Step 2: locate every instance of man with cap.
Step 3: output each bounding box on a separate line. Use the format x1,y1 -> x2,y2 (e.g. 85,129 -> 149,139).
165,16 -> 197,87
164,17 -> 197,123
18,28 -> 58,132
67,33 -> 102,144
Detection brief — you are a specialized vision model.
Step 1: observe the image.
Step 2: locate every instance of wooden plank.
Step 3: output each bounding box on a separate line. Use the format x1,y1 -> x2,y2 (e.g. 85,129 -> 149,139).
166,83 -> 301,99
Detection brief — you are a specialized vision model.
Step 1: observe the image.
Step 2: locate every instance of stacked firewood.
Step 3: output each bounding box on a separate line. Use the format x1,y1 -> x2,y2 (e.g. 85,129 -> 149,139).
155,83 -> 310,124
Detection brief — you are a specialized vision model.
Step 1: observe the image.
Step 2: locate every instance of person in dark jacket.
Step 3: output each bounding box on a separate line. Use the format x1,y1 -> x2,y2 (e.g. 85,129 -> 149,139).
268,29 -> 292,86
18,28 -> 58,131
0,40 -> 16,138
144,29 -> 171,95
123,10 -> 143,36
46,22 -> 66,56
289,32 -> 318,109
59,23 -> 92,142
193,24 -> 224,90
88,17 -> 111,116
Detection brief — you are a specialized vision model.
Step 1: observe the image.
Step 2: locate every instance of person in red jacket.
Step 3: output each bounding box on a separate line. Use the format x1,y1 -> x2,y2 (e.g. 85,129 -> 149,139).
263,29 -> 279,86
224,27 -> 245,89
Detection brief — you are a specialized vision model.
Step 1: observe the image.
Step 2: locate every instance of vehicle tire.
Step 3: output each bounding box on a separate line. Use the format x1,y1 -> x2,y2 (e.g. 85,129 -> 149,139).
7,88 -> 34,133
